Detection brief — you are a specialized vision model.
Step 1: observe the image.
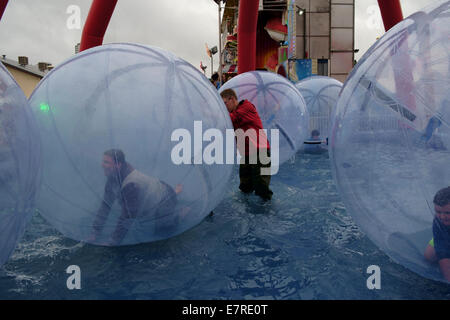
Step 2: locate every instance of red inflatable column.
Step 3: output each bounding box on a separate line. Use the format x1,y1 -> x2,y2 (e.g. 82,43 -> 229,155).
237,0 -> 259,74
378,0 -> 416,115
377,0 -> 403,31
0,0 -> 8,21
80,0 -> 118,52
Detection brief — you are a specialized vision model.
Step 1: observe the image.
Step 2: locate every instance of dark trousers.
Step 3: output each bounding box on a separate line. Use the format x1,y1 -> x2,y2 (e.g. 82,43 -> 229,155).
239,150 -> 273,200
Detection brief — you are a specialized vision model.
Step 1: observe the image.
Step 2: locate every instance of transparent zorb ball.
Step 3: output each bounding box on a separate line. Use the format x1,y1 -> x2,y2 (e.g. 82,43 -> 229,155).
29,43 -> 233,246
330,1 -> 450,282
0,63 -> 41,266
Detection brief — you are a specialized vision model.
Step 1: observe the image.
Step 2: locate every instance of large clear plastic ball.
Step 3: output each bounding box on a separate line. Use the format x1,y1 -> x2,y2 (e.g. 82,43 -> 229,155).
219,71 -> 309,164
29,43 -> 233,246
295,76 -> 342,147
330,1 -> 450,282
0,63 -> 41,266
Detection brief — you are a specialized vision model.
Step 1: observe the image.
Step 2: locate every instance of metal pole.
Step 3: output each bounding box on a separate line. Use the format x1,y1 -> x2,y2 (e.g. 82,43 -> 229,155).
211,56 -> 214,78
303,9 -> 306,59
287,59 -> 290,80
218,1 -> 223,86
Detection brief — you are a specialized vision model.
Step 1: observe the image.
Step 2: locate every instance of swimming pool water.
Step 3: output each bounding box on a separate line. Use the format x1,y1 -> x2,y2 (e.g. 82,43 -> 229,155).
0,151 -> 449,299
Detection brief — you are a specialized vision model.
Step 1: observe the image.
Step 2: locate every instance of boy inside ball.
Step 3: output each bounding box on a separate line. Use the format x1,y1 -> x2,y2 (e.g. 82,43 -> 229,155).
304,129 -> 327,154
424,186 -> 450,281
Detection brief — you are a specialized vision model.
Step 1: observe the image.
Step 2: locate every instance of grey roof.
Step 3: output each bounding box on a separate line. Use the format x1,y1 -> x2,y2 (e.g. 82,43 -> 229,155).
0,56 -> 46,78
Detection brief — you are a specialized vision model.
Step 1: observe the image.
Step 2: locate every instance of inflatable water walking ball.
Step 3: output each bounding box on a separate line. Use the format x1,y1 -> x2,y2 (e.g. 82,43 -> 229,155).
219,71 -> 309,165
0,64 -> 41,266
29,43 -> 234,246
330,0 -> 450,283
294,76 -> 342,146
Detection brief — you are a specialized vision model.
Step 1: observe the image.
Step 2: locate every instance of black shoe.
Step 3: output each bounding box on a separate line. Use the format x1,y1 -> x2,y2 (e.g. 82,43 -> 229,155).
239,186 -> 254,194
255,190 -> 273,201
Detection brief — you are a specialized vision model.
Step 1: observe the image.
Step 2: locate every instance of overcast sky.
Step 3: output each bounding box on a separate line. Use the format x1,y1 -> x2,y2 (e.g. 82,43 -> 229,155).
0,0 -> 434,76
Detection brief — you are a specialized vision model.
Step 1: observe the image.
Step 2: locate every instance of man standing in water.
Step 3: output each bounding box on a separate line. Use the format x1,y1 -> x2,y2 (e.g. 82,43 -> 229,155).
220,89 -> 273,201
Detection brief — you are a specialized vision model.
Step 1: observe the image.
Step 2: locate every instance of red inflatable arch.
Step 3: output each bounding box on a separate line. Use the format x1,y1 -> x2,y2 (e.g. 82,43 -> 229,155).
377,0 -> 404,31
0,0 -> 9,21
78,0 -> 404,74
79,0 -> 117,51
0,0 -> 404,74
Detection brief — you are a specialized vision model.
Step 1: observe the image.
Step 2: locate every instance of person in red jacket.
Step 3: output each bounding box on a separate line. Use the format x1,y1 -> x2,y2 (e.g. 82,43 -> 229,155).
220,88 -> 273,200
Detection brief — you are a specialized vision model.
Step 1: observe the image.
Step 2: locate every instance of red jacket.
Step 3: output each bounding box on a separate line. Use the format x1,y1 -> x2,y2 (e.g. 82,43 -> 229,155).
229,100 -> 270,156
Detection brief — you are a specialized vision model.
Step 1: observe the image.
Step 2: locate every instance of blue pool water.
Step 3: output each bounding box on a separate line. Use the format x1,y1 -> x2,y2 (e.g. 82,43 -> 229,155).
0,151 -> 449,299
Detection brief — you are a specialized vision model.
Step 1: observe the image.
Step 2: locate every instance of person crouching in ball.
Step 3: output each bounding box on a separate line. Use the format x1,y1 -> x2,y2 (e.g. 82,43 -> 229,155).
424,186 -> 450,281
220,88 -> 273,201
89,149 -> 183,245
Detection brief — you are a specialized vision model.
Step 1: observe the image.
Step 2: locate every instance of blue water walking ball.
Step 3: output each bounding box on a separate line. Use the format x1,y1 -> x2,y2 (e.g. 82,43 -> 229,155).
0,63 -> 41,266
29,43 -> 234,246
330,0 -> 450,283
